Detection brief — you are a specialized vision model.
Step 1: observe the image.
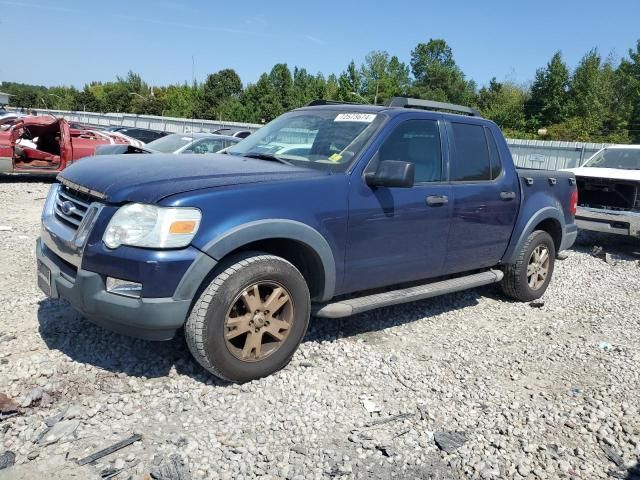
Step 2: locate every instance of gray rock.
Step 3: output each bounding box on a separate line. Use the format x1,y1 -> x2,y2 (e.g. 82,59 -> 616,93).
20,387 -> 43,408
37,420 -> 80,446
434,431 -> 466,453
0,451 -> 16,470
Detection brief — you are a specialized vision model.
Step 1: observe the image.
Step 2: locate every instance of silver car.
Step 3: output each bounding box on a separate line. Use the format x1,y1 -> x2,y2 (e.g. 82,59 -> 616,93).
145,133 -> 240,154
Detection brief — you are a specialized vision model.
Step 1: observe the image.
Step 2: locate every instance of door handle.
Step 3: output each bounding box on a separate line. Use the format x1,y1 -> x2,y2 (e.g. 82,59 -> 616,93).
426,195 -> 448,206
500,191 -> 516,201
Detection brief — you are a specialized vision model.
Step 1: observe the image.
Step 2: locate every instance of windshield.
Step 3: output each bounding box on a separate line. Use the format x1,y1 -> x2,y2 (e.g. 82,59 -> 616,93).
226,109 -> 384,171
584,148 -> 640,170
146,133 -> 195,153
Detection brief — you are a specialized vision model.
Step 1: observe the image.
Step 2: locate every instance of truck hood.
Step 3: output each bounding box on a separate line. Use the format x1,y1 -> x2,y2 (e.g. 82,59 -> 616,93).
563,166 -> 640,182
58,153 -> 326,203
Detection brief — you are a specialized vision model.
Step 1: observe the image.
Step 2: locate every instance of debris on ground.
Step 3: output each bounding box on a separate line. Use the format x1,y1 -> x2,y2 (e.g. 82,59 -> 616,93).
556,252 -> 569,261
37,419 -> 80,446
150,454 -> 191,480
20,387 -> 44,408
529,301 -> 545,308
434,431 -> 467,453
358,413 -> 414,431
361,399 -> 380,414
0,451 -> 15,470
598,342 -> 612,351
605,253 -> 618,265
0,392 -> 18,414
0,226 -> 12,232
591,245 -> 604,257
76,434 -> 142,466
601,444 -> 626,469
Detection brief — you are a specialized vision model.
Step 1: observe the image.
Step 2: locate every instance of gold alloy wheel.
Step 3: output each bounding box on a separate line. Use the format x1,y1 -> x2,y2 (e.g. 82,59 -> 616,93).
527,245 -> 550,290
224,282 -> 294,362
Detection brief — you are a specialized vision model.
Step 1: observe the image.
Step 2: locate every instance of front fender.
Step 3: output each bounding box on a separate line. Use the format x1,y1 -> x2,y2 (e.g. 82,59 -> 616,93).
200,219 -> 337,301
502,207 -> 565,264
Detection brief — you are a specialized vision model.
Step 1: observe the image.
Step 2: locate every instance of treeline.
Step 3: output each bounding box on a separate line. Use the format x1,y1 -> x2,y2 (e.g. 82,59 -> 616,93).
3,38 -> 640,142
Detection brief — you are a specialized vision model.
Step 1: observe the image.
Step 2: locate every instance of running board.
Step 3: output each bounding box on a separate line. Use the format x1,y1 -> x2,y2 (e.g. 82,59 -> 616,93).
313,269 -> 504,319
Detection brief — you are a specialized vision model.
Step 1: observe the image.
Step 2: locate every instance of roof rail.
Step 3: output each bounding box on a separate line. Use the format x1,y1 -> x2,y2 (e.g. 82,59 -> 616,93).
306,99 -> 362,107
387,97 -> 482,117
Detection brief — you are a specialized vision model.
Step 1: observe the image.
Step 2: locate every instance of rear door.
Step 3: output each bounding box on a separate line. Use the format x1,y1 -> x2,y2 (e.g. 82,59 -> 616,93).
443,121 -> 520,274
344,115 -> 453,293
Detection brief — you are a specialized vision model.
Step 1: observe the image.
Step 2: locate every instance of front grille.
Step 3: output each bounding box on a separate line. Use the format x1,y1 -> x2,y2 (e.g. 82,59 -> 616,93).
54,185 -> 96,230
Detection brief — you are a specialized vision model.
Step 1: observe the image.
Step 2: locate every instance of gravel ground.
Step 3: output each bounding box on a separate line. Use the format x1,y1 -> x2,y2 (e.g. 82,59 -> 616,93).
1,178 -> 640,480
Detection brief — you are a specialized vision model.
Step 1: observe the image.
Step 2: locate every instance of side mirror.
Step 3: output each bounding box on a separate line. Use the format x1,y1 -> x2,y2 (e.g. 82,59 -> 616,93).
365,160 -> 415,188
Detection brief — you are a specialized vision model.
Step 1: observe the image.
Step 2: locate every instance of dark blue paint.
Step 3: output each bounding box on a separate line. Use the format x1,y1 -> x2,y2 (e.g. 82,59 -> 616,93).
62,104 -> 577,303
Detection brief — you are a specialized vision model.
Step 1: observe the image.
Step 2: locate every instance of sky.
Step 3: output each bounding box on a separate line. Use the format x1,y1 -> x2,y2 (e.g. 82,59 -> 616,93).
1,0 -> 639,89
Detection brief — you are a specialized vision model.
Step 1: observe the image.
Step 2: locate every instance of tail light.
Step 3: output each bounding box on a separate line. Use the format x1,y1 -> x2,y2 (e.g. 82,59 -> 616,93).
569,189 -> 578,216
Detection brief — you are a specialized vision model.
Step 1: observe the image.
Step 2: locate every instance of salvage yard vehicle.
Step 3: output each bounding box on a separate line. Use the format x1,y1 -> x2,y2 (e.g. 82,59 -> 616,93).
103,126 -> 169,144
36,98 -> 578,382
0,116 -> 142,175
94,132 -> 240,156
212,127 -> 253,139
564,145 -> 640,238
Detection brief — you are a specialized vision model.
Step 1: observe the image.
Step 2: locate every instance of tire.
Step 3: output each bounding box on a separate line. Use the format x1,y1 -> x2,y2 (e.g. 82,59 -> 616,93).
501,230 -> 556,302
185,251 -> 310,383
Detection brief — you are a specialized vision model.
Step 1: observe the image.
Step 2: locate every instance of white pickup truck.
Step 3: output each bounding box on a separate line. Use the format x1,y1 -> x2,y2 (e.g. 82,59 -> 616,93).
565,145 -> 640,238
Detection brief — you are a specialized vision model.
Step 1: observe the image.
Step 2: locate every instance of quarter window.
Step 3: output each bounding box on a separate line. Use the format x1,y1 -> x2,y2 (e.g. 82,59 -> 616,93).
378,120 -> 442,183
485,127 -> 502,180
451,123 -> 491,182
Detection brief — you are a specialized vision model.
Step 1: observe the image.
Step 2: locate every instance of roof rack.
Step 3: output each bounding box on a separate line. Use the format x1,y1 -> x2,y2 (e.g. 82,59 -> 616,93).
306,99 -> 363,107
386,97 -> 482,117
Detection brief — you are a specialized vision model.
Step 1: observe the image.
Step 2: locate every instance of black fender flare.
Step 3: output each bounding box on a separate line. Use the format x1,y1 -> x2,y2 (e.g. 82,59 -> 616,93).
198,219 -> 337,301
503,207 -> 565,264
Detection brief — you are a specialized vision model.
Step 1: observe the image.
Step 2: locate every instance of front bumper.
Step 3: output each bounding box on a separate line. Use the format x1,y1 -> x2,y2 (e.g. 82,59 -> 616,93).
37,238 -> 192,340
575,206 -> 640,238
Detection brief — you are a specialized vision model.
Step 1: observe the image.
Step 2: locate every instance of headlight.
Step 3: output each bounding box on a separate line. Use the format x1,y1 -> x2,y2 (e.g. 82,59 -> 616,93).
103,203 -> 201,249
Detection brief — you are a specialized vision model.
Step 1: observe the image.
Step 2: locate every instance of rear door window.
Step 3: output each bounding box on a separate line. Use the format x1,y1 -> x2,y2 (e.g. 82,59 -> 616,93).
450,123 -> 491,182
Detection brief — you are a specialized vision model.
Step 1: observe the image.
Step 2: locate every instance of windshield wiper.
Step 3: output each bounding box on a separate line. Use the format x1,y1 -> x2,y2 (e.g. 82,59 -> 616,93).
241,152 -> 293,166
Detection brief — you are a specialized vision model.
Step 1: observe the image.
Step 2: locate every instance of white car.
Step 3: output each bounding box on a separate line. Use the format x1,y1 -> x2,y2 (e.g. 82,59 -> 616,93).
564,145 -> 640,238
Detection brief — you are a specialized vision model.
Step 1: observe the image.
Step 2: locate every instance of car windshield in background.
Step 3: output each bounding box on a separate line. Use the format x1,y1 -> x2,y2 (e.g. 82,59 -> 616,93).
584,148 -> 640,170
146,134 -> 194,153
226,109 -> 384,171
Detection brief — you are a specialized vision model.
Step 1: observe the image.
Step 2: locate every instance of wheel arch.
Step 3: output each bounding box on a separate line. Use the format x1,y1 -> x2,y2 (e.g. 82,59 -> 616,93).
503,207 -> 564,264
199,220 -> 336,302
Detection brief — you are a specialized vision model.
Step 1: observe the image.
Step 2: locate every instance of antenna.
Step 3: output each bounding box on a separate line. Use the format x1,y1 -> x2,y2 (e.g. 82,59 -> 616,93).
191,55 -> 195,138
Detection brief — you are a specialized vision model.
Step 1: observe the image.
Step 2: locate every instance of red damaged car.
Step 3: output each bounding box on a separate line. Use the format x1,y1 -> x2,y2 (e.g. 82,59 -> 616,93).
0,116 -> 142,175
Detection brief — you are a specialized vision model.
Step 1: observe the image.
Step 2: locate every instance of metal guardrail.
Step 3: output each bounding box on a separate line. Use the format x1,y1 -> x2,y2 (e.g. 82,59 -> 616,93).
8,108 -> 617,169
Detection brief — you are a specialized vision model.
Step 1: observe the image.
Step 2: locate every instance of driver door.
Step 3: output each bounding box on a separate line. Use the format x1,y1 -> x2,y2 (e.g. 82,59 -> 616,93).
343,116 -> 453,294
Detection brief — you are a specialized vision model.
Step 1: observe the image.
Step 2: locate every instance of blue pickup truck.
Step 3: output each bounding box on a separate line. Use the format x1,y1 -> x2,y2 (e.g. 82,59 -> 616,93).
36,98 -> 578,382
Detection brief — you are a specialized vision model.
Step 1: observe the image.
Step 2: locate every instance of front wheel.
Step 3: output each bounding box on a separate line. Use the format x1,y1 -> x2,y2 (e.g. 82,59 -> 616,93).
501,230 -> 556,302
185,252 -> 310,382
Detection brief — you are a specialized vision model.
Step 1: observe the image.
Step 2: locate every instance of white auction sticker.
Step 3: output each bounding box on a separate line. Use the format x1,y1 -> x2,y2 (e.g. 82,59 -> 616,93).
334,113 -> 377,123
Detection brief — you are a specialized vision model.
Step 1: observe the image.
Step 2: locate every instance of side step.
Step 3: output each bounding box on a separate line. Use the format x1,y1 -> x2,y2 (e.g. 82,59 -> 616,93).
313,269 -> 504,319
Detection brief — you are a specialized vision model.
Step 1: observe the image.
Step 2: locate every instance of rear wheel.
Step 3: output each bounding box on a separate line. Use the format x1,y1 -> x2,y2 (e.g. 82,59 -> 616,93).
501,230 -> 555,302
185,252 -> 310,382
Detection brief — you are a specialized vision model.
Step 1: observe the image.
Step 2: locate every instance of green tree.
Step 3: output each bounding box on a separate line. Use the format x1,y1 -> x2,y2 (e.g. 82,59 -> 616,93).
337,61 -> 362,102
526,52 -> 570,130
359,51 -> 410,104
620,40 -> 640,142
477,79 -> 527,136
408,38 -> 476,104
199,69 -> 243,119
324,73 -> 339,100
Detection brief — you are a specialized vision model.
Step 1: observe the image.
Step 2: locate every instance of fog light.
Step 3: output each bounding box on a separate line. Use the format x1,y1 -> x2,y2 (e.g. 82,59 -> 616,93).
106,277 -> 142,298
